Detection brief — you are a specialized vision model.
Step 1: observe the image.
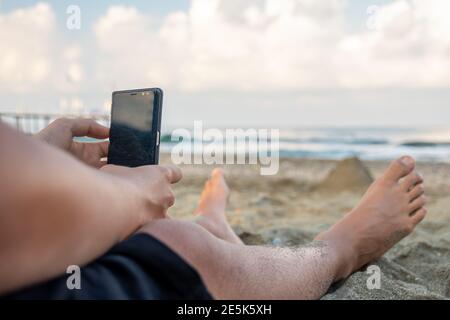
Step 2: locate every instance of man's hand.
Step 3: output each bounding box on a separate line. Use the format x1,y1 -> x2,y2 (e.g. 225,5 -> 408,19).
101,164 -> 183,221
35,118 -> 109,168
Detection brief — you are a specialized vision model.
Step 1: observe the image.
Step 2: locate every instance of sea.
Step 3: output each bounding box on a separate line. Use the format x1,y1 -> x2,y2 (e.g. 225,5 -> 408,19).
160,127 -> 450,163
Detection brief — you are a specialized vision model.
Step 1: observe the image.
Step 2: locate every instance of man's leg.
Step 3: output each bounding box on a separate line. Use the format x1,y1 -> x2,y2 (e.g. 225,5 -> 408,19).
140,157 -> 426,299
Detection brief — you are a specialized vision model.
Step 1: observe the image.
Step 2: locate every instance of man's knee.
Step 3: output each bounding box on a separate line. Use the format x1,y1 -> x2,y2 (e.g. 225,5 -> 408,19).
138,219 -> 225,263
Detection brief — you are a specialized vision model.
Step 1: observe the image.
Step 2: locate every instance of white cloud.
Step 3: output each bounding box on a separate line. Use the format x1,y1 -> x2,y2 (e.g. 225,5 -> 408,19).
0,2 -> 85,96
63,46 -> 84,85
93,0 -> 346,91
0,3 -> 54,92
93,0 -> 450,91
93,6 -> 165,90
1,0 -> 450,98
338,0 -> 450,87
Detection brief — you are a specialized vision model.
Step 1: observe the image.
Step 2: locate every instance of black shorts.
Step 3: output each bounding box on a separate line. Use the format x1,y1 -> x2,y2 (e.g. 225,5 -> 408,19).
3,233 -> 213,300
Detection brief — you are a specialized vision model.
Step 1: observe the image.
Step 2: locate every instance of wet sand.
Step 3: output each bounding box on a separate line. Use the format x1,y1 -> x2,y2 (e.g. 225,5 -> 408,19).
161,155 -> 450,299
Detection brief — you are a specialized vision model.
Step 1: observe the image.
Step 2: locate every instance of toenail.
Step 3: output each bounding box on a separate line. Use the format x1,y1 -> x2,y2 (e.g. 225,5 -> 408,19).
400,156 -> 415,166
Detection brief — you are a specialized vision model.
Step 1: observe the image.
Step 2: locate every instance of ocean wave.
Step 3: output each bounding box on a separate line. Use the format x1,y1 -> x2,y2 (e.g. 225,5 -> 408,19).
161,133 -> 389,146
400,141 -> 450,147
158,128 -> 450,162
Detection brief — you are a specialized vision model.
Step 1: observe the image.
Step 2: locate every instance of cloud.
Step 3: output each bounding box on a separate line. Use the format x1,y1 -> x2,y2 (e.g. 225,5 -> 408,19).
1,0 -> 450,98
93,0 -> 346,91
93,0 -> 450,91
0,3 -> 55,92
93,6 -> 165,90
338,0 -> 450,87
0,2 -> 85,95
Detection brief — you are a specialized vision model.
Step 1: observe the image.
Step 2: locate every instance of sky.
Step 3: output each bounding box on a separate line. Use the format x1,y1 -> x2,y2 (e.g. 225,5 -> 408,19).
0,0 -> 450,128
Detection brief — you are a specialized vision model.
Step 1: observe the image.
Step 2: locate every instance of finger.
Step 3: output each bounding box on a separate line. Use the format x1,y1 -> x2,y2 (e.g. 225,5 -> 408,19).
91,142 -> 109,168
71,118 -> 110,139
162,165 -> 183,184
97,140 -> 110,158
98,158 -> 108,168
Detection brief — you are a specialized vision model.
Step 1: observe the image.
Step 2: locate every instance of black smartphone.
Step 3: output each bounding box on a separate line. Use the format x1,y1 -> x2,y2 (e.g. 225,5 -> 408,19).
107,88 -> 163,167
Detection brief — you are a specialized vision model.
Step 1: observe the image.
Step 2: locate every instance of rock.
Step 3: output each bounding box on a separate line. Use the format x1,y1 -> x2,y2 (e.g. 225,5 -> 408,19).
316,157 -> 373,192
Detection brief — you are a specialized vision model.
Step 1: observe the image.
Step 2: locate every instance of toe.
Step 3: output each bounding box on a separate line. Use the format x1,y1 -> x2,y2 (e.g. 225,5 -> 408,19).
401,172 -> 423,191
411,207 -> 427,225
212,168 -> 224,179
409,195 -> 427,213
408,183 -> 425,202
384,156 -> 415,183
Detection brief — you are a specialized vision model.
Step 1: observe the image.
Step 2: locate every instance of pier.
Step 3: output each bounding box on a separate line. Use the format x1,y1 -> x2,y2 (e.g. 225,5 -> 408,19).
0,112 -> 110,135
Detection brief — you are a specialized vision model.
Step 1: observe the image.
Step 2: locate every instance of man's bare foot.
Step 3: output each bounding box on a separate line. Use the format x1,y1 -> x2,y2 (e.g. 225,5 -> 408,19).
194,169 -> 243,245
316,156 -> 427,281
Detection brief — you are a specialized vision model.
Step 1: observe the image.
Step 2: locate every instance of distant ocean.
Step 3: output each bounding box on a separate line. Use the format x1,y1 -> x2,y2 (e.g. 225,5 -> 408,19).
160,127 -> 450,163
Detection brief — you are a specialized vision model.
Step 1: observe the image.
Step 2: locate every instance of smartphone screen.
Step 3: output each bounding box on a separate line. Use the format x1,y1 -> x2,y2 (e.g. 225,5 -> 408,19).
108,89 -> 160,167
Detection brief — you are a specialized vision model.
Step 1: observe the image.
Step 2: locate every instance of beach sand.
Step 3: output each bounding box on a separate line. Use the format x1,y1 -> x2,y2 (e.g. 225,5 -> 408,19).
161,155 -> 450,300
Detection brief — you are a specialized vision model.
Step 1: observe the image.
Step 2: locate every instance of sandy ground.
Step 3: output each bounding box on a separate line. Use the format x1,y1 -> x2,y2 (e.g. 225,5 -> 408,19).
161,155 -> 450,300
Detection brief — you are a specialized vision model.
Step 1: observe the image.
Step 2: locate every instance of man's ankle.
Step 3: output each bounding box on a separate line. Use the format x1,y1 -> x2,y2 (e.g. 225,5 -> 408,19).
316,228 -> 357,282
